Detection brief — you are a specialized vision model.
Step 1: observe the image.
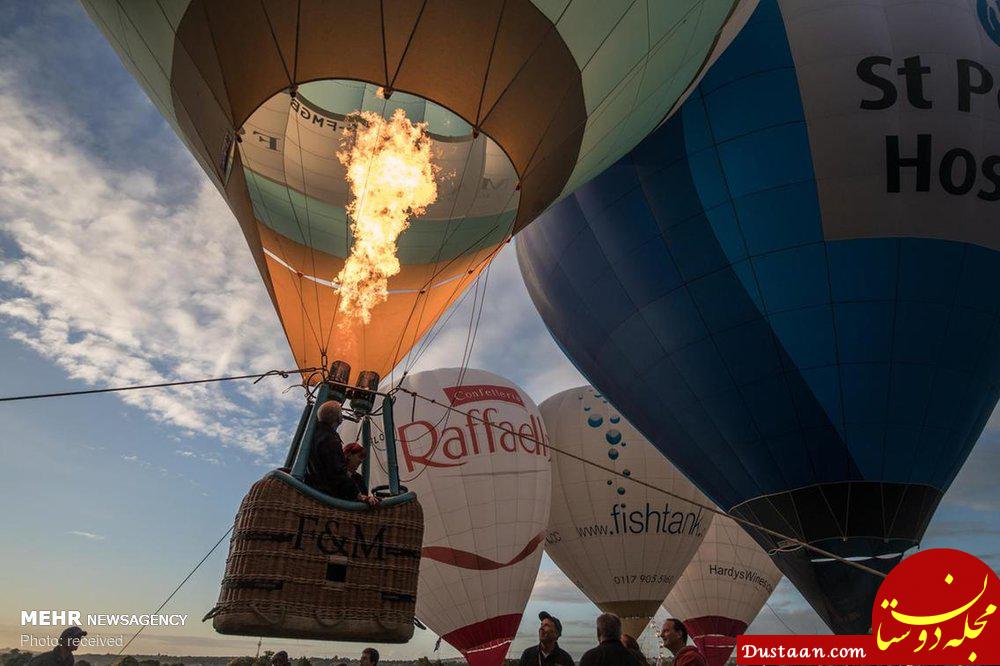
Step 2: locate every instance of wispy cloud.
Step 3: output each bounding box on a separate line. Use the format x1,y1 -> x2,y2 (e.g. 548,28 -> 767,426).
940,431 -> 1000,512
528,568 -> 592,604
400,246 -> 585,404
0,68 -> 298,455
68,531 -> 105,541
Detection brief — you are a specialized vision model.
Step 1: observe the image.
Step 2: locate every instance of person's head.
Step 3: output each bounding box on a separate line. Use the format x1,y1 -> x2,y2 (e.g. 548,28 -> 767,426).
538,611 -> 562,645
660,618 -> 688,653
360,648 -> 379,666
271,651 -> 289,666
344,442 -> 366,471
621,634 -> 649,666
317,400 -> 343,427
596,613 -> 622,642
59,627 -> 87,652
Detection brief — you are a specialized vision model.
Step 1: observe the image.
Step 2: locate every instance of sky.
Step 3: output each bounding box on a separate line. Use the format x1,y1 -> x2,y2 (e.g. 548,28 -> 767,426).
0,0 -> 998,662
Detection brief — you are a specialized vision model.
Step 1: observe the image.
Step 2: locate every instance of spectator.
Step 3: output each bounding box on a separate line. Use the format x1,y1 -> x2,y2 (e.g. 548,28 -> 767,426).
270,652 -> 289,666
359,649 -> 378,666
28,627 -> 87,666
620,635 -> 649,666
580,614 -> 637,666
660,619 -> 706,666
518,611 -> 574,666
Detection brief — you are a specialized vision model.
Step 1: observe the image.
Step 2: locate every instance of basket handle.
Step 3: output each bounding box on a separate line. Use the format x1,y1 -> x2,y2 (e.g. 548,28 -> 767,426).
249,602 -> 287,625
314,608 -> 346,627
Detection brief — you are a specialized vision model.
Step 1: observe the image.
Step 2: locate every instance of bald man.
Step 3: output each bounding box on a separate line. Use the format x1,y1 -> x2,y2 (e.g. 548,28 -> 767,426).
305,401 -> 376,504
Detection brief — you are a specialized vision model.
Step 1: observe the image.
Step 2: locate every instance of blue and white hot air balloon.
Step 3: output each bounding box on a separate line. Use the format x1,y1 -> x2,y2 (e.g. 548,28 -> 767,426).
517,0 -> 1000,634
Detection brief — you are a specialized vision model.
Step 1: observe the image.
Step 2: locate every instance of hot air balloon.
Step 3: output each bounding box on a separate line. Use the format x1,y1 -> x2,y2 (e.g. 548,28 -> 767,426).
81,0 -> 758,384
517,0 -> 1000,634
541,386 -> 712,639
663,515 -> 782,666
343,368 -> 550,666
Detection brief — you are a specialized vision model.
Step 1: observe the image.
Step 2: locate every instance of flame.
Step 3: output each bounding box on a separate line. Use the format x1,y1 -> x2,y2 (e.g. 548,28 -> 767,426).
336,107 -> 437,323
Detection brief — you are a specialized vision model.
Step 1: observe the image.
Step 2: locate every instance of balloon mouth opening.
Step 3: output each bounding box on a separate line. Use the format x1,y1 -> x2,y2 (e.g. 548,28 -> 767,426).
239,78 -> 520,319
239,78 -> 521,257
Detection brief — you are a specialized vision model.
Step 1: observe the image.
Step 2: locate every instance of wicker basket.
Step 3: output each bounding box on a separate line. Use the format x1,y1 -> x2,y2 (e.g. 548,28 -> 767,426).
207,471 -> 424,643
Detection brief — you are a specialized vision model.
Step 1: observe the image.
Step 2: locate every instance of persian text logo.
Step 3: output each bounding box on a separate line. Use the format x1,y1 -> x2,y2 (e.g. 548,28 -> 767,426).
979,0 -> 1000,47
872,548 -> 999,664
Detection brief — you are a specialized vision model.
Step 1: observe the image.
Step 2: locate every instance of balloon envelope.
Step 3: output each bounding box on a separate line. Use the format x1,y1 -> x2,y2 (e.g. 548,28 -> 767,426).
82,0 -> 757,378
517,0 -> 1000,633
346,368 -> 550,666
542,386 -> 712,639
664,515 -> 782,666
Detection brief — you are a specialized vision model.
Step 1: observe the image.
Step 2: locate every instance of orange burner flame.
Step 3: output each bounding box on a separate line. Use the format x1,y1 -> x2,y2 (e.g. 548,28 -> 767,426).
336,107 -> 437,323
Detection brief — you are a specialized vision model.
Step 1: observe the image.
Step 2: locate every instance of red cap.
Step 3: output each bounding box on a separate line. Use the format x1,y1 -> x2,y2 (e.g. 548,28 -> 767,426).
344,442 -> 365,457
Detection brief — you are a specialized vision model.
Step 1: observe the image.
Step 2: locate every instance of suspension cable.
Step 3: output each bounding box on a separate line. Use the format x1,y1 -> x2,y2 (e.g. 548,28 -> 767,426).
0,367 -> 324,403
0,367 -> 889,578
389,385 -> 888,580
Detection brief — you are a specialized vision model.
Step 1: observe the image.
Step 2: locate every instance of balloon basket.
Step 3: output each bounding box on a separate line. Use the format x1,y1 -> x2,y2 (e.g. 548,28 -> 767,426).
205,471 -> 424,643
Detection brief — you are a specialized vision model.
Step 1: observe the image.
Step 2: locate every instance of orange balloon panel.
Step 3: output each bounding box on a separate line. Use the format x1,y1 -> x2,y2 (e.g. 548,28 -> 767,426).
259,222 -> 502,379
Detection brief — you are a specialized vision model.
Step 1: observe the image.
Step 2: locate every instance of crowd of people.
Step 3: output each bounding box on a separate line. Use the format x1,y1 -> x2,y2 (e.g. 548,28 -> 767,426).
31,616 -> 701,666
518,612 -> 706,666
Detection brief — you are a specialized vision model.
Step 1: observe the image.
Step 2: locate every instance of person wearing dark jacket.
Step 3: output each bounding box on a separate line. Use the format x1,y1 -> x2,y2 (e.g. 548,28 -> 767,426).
519,611 -> 574,666
579,614 -> 638,666
344,441 -> 368,495
305,401 -> 376,505
28,627 -> 86,666
660,618 -> 706,666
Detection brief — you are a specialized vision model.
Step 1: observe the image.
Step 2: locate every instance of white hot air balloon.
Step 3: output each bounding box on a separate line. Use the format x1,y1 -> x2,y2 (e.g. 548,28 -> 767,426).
541,386 -> 713,639
663,515 -> 783,666
346,368 -> 551,666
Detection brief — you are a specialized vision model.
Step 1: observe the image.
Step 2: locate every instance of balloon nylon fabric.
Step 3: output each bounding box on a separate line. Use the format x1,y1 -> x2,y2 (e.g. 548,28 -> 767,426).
664,515 -> 782,666
516,0 -> 1000,634
80,0 -> 758,382
344,368 -> 550,666
542,385 -> 712,639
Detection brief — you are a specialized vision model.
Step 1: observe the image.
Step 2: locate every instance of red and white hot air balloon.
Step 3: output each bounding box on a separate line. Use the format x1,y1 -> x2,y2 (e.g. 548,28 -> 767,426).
663,515 -> 783,666
349,368 -> 550,666
541,386 -> 712,639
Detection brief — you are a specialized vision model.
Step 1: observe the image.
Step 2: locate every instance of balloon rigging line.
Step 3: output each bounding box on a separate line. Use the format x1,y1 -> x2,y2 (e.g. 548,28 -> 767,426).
389,386 -> 888,580
1,366 -> 887,578
0,367 -> 324,403
117,524 -> 235,656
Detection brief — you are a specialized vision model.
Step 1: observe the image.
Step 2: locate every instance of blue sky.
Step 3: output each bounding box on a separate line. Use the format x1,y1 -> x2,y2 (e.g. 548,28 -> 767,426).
0,1 -> 997,661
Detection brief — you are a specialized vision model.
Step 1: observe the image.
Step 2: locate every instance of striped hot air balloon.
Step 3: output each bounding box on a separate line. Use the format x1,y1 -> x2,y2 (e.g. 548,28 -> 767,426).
81,0 -> 757,387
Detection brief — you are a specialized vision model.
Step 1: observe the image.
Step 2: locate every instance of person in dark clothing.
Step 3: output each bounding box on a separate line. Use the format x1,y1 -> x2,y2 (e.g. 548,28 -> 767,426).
271,651 -> 289,666
620,634 -> 650,666
344,441 -> 368,495
360,647 -> 379,666
579,613 -> 638,666
28,627 -> 86,666
305,401 -> 377,506
660,618 -> 706,666
519,611 -> 575,666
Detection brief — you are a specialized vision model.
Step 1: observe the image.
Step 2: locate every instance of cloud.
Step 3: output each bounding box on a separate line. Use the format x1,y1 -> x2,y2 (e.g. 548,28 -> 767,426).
923,519 -> 1000,540
399,245 -> 585,404
0,67 -> 298,455
68,531 -> 105,540
940,431 -> 1000,512
528,568 -> 592,604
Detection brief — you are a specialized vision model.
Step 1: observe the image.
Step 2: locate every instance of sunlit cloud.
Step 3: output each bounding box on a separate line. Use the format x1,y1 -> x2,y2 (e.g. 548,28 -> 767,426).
68,531 -> 105,541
